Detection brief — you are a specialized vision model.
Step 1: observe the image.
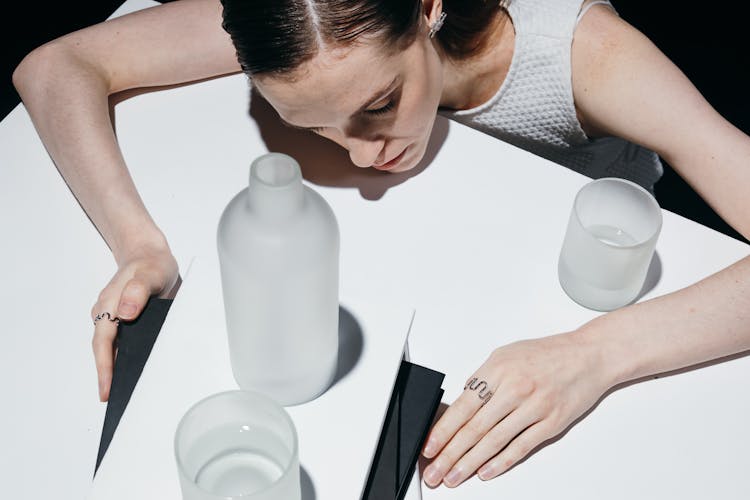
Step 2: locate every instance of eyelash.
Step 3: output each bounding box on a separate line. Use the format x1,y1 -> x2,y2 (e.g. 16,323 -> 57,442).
289,94 -> 398,134
365,99 -> 396,116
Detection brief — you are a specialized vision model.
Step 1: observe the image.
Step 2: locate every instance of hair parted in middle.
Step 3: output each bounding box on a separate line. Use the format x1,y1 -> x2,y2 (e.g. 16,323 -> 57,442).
220,0 -> 506,79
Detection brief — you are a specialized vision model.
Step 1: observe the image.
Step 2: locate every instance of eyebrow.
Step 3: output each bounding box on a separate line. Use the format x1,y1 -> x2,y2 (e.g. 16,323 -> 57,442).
279,76 -> 400,132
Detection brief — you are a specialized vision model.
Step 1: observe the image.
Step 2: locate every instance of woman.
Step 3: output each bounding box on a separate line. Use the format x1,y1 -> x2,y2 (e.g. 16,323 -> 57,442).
12,0 -> 750,489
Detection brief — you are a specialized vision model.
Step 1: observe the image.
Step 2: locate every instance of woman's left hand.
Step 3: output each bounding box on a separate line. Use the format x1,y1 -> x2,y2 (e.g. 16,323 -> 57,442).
421,330 -> 615,487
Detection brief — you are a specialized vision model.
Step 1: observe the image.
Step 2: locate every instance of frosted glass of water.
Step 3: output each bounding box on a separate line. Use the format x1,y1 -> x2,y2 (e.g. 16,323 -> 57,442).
174,390 -> 300,500
558,178 -> 662,311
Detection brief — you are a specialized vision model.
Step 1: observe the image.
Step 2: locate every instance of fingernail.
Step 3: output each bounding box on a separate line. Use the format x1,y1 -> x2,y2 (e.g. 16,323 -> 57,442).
478,464 -> 493,480
444,468 -> 461,487
423,463 -> 443,486
119,302 -> 137,318
422,437 -> 438,457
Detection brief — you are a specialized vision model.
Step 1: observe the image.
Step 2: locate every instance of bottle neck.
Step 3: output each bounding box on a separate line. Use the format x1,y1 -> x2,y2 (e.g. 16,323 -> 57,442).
247,153 -> 305,221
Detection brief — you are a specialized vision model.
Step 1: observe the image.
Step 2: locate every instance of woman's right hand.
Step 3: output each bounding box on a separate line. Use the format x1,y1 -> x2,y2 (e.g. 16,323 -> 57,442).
11,1 -> 235,403
90,245 -> 180,402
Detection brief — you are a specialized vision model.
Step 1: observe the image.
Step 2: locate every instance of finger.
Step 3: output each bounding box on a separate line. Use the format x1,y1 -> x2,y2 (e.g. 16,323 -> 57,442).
116,278 -> 152,321
423,388 -> 515,488
92,316 -> 119,402
441,403 -> 543,487
422,375 -> 496,459
477,419 -> 555,481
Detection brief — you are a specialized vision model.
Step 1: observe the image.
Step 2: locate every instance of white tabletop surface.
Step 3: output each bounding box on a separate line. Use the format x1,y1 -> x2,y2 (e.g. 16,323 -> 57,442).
89,255 -> 415,500
2,0 -> 750,498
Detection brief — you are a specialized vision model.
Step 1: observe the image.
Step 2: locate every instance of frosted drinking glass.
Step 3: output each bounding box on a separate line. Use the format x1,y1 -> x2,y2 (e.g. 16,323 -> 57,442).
558,177 -> 662,311
174,390 -> 300,500
217,153 -> 340,406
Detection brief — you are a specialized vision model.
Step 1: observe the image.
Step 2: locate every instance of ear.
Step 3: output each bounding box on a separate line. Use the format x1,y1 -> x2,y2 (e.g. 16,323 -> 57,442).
422,0 -> 444,28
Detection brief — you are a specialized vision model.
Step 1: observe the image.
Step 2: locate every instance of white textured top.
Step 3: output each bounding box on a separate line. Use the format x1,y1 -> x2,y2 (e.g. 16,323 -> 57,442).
441,0 -> 663,190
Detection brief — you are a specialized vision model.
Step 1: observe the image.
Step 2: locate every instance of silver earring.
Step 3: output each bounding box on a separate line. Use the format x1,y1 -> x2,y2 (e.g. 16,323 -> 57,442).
428,12 -> 447,38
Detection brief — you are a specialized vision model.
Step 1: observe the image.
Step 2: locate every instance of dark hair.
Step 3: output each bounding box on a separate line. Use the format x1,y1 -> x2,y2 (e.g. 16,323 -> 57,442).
437,1 -> 508,59
220,0 -> 504,79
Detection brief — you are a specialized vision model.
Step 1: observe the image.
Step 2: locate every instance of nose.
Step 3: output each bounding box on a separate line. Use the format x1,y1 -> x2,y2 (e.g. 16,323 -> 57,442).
347,136 -> 385,169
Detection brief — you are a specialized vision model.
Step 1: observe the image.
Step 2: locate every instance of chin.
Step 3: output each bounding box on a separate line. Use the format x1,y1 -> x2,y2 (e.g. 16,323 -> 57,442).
388,141 -> 428,173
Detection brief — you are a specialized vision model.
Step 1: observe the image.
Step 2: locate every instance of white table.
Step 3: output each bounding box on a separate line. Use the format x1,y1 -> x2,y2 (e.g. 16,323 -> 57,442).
88,254 -> 416,499
2,0 -> 749,498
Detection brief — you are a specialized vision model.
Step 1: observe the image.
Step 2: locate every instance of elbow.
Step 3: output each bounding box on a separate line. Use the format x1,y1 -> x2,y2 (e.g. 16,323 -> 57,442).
12,43 -> 61,98
12,41 -> 110,100
12,52 -> 33,96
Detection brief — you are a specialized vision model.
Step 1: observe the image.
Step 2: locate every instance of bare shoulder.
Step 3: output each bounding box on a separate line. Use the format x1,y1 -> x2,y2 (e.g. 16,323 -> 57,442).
571,2 -> 646,78
569,3 -> 652,136
569,2 -> 750,238
568,3 -> 708,146
572,3 -> 622,55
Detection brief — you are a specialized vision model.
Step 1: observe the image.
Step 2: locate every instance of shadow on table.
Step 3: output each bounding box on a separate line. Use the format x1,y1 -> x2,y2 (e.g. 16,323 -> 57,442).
301,466 -> 316,500
330,305 -> 365,388
633,250 -> 662,302
249,89 -> 449,201
106,80 -> 449,203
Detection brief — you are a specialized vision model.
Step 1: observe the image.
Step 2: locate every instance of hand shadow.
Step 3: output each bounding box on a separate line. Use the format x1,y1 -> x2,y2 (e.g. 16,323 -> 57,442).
249,89 -> 449,200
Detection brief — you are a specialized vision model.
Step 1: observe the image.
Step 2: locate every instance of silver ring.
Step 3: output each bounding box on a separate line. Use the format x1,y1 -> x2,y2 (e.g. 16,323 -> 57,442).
93,312 -> 120,326
464,377 -> 494,406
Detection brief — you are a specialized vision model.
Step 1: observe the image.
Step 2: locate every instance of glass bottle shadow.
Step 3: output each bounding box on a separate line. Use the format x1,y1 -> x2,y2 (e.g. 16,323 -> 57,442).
249,89 -> 449,200
330,305 -> 365,388
300,465 -> 316,500
296,306 -> 362,498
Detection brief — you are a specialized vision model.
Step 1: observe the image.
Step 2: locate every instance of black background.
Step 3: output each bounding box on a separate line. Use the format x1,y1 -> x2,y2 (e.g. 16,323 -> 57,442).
2,0 -> 749,242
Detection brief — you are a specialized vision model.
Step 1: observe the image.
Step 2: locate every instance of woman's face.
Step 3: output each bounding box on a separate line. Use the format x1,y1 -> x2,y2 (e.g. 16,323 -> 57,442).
254,32 -> 444,173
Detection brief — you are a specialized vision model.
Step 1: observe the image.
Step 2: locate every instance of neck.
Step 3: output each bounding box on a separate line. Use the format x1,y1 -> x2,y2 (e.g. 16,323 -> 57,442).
438,12 -> 515,111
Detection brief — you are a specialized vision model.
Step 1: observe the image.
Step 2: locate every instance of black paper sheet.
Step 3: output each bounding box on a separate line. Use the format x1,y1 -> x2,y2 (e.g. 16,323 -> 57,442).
95,297 -> 173,473
94,298 -> 445,500
362,360 -> 445,500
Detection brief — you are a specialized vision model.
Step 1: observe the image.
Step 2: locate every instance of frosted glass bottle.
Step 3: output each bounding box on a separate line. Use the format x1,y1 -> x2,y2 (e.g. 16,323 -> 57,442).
217,153 -> 339,406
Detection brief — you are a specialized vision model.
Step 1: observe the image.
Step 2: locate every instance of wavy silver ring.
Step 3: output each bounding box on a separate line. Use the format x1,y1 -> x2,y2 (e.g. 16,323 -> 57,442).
93,312 -> 120,326
464,377 -> 494,406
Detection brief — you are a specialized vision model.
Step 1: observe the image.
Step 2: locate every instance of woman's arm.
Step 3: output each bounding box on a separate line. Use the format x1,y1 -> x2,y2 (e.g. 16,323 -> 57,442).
421,4 -> 750,488
12,0 -> 241,401
570,4 -> 750,377
13,0 -> 240,264
572,5 -> 750,238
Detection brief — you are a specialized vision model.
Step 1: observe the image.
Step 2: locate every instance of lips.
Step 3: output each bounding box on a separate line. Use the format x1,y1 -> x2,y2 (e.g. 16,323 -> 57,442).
373,147 -> 407,171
